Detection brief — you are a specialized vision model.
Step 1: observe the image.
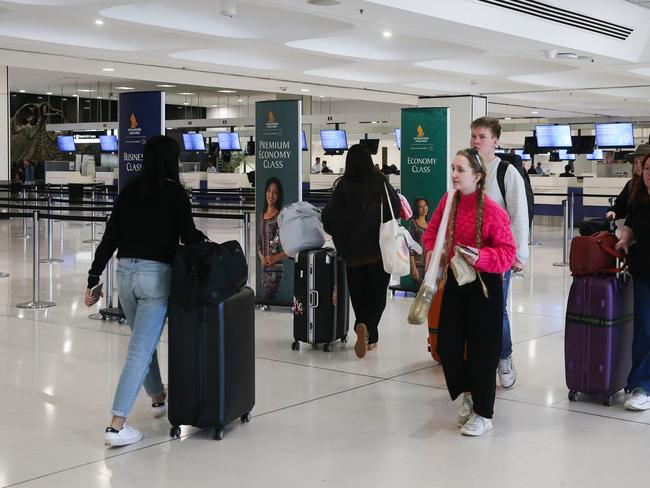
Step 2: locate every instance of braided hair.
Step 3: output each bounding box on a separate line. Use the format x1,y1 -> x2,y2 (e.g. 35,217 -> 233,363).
442,149 -> 487,280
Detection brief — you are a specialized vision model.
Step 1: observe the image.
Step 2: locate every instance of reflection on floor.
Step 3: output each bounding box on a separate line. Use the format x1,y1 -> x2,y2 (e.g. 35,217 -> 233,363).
0,217 -> 648,488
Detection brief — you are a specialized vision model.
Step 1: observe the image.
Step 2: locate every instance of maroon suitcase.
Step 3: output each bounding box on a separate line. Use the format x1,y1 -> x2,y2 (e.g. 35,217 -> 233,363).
565,274 -> 634,405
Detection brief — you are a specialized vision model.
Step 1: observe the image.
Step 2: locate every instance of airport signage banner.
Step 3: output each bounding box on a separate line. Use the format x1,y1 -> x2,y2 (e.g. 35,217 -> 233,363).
399,107 -> 449,291
255,99 -> 302,306
118,91 -> 165,191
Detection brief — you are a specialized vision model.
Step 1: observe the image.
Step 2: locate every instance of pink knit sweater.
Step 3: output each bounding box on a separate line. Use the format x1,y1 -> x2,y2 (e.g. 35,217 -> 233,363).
422,191 -> 516,274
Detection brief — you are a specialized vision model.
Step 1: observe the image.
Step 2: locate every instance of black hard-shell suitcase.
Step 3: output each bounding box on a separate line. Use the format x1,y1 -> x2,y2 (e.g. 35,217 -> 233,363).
291,248 -> 349,352
168,286 -> 255,440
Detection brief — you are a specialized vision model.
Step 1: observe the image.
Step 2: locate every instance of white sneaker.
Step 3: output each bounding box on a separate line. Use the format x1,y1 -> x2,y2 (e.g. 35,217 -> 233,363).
498,356 -> 517,388
104,424 -> 143,447
624,388 -> 650,411
460,413 -> 493,437
457,392 -> 473,427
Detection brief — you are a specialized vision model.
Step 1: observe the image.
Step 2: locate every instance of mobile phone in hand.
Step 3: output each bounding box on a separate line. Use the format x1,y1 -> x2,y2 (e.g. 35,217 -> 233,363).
90,282 -> 103,300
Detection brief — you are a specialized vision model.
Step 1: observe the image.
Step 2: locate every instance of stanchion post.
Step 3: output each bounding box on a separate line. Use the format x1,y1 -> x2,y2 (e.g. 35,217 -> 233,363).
83,186 -> 99,243
568,191 -> 574,239
244,212 -> 251,285
553,199 -> 569,267
17,211 -> 55,308
17,187 -> 29,238
41,196 -> 63,264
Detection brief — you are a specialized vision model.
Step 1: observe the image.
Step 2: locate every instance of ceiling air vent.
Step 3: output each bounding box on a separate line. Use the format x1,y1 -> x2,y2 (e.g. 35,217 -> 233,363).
478,0 -> 633,40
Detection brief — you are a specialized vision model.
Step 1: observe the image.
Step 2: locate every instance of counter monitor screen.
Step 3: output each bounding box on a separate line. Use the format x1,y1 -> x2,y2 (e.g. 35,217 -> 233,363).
535,124 -> 572,149
183,133 -> 205,151
586,149 -> 604,160
595,122 -> 634,149
395,128 -> 401,150
99,135 -> 118,152
557,149 -> 576,160
301,130 -> 308,151
217,132 -> 241,151
320,130 -> 348,150
521,153 -> 531,160
56,135 -> 76,153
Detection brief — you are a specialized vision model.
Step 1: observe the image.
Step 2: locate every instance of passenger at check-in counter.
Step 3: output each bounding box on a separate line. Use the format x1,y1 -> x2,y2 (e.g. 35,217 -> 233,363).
535,162 -> 545,175
206,161 -> 217,173
527,161 -> 537,175
615,154 -> 650,411
320,160 -> 333,174
606,144 -> 649,221
311,157 -> 322,174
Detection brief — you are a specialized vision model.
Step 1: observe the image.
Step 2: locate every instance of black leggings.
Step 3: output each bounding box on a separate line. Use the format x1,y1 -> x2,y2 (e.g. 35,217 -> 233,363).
437,269 -> 503,419
346,261 -> 390,344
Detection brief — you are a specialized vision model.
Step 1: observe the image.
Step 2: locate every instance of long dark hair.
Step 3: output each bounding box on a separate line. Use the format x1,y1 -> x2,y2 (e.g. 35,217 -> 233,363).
135,135 -> 181,192
630,154 -> 650,206
340,143 -> 386,209
263,176 -> 284,213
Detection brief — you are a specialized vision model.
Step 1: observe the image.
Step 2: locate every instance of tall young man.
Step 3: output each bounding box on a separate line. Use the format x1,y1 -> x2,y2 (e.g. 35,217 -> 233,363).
470,116 -> 529,388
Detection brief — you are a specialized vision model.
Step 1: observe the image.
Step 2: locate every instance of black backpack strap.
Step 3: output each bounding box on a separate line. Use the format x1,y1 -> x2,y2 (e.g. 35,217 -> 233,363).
497,160 -> 508,207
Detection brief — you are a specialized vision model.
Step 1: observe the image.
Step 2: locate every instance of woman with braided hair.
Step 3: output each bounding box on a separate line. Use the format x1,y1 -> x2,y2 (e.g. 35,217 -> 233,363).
422,148 -> 515,436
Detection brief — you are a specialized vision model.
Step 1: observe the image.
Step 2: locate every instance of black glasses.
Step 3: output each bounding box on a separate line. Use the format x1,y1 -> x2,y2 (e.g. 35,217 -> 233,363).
466,148 -> 483,169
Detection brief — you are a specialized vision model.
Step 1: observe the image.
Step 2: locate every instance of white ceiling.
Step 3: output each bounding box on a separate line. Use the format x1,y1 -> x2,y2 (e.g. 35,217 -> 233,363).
3,0 -> 650,120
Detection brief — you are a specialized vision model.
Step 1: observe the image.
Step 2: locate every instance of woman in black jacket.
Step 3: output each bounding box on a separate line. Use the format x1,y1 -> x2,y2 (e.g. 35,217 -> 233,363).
84,135 -> 205,447
607,148 -> 646,220
322,144 -> 401,358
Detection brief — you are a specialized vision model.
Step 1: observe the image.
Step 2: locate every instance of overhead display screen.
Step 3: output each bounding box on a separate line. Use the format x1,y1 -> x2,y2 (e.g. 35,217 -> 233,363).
99,135 -> 118,152
320,130 -> 348,150
183,133 -> 205,151
535,125 -> 572,149
56,135 -> 76,152
595,123 -> 634,149
217,132 -> 241,151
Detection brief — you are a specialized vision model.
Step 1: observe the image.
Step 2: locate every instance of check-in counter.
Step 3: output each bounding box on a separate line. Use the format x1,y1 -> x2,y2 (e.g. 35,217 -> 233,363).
582,177 -> 627,207
207,173 -> 251,189
530,176 -> 579,205
94,170 -> 116,186
180,172 -> 207,190
308,173 -> 400,191
46,171 -> 95,185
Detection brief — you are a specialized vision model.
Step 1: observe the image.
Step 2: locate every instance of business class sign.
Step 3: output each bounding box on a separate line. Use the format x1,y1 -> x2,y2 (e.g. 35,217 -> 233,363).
118,91 -> 165,191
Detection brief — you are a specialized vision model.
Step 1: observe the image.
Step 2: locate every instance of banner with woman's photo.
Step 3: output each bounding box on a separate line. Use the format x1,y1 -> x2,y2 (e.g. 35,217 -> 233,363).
255,100 -> 302,306
399,107 -> 449,291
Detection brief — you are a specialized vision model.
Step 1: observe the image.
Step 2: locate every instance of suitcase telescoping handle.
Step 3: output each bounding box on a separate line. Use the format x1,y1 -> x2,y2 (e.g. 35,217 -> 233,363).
309,290 -> 319,308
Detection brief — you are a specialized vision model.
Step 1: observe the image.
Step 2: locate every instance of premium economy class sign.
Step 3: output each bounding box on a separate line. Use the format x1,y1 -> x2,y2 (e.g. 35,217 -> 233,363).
118,91 -> 165,191
399,107 -> 449,291
255,99 -> 302,306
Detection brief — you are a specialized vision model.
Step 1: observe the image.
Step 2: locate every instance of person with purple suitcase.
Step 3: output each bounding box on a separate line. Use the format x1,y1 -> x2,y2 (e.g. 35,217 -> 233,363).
322,144 -> 401,358
616,154 -> 650,411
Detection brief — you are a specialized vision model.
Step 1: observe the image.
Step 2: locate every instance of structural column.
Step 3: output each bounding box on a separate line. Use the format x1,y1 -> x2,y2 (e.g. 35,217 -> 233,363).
0,66 -> 9,181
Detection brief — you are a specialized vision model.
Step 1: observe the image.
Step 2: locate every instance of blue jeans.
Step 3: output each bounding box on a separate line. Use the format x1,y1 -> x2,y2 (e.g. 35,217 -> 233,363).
501,270 -> 513,360
628,274 -> 650,393
112,259 -> 171,418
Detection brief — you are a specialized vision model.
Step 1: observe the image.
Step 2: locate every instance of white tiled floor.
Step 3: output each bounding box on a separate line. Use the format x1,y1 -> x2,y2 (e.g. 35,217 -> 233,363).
1,216 -> 649,488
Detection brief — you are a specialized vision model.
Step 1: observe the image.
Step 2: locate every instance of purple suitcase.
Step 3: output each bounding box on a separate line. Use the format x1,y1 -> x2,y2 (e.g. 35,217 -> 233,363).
565,274 -> 634,405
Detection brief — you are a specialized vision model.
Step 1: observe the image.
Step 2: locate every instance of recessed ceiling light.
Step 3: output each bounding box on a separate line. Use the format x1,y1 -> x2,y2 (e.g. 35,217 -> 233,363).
237,99 -> 243,102
37,96 -> 43,99
183,102 -> 190,105
307,0 -> 341,5
156,84 -> 176,88
211,104 -> 217,107
217,89 -> 237,93
178,92 -> 195,96
319,95 -> 325,98
504,117 -> 512,120
95,19 -> 104,25
532,111 -> 539,114
102,67 -> 114,72
18,89 -> 26,93
382,31 -> 392,38
97,96 -> 103,99
62,98 -> 67,101
115,86 -> 134,90
84,107 -> 91,110
77,89 -> 95,93
72,94 -> 79,97
300,88 -> 310,92
46,92 -> 53,95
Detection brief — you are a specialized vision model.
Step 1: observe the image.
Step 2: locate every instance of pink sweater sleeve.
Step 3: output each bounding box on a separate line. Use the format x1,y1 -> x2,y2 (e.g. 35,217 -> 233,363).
422,192 -> 448,252
474,203 -> 516,274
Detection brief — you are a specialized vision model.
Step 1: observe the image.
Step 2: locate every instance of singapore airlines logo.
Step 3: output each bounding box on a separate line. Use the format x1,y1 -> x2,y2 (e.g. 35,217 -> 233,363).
266,110 -> 279,129
127,112 -> 142,137
130,113 -> 138,129
414,124 -> 429,143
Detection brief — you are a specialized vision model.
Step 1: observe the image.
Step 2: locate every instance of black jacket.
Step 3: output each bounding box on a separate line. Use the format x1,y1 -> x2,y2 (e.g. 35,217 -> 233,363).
625,200 -> 650,278
322,177 -> 401,265
608,179 -> 633,219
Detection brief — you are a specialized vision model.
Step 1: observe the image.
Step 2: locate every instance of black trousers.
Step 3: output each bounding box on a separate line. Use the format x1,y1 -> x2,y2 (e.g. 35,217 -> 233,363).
437,269 -> 503,419
346,261 -> 390,344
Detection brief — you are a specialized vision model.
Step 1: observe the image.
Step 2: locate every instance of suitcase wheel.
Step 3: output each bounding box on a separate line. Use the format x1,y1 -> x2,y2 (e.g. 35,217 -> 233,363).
170,426 -> 181,439
291,341 -> 300,351
241,412 -> 252,423
568,390 -> 580,402
323,342 -> 331,352
341,334 -> 347,343
214,428 -> 224,441
603,396 -> 613,407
